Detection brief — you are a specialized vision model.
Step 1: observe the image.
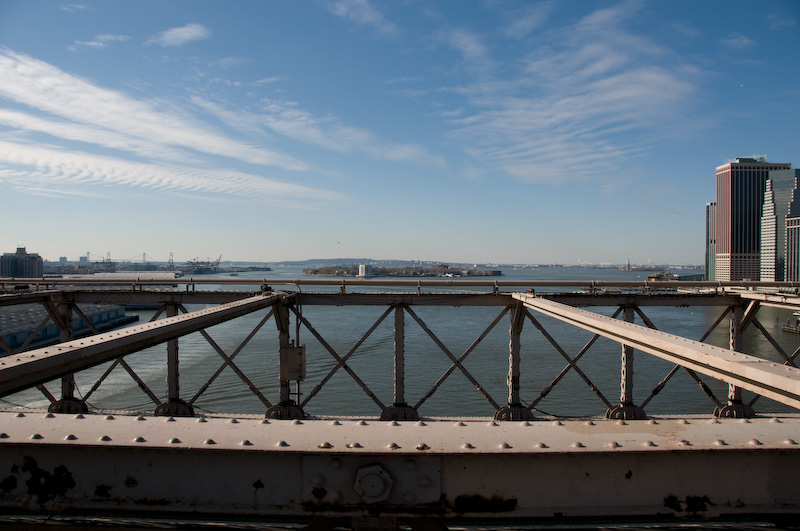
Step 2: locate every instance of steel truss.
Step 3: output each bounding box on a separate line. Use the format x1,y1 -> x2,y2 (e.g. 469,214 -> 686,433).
3,280 -> 800,527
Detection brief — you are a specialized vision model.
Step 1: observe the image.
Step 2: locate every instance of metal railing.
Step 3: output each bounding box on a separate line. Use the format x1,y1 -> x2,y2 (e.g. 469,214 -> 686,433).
2,278 -> 800,420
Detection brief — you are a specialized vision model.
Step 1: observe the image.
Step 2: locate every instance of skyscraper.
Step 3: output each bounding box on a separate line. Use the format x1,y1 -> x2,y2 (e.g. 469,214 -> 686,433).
760,169 -> 799,281
715,157 -> 790,281
705,202 -> 716,281
784,171 -> 800,281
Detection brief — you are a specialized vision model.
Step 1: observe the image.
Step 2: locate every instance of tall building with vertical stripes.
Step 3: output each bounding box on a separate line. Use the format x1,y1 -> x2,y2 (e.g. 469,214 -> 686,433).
760,169 -> 800,281
783,170 -> 800,281
705,202 -> 716,281
715,157 -> 790,281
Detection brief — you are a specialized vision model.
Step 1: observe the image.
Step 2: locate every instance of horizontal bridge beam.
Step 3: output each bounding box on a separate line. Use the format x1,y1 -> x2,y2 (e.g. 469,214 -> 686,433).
514,293 -> 800,410
0,293 -> 282,398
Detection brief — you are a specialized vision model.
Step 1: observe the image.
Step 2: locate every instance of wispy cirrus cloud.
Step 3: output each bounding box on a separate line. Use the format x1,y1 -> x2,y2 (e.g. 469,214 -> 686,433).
446,2 -> 701,184
0,141 -> 343,206
192,95 -> 445,167
146,23 -> 211,47
0,48 -> 306,170
68,34 -> 131,52
320,0 -> 399,37
0,48 -> 348,205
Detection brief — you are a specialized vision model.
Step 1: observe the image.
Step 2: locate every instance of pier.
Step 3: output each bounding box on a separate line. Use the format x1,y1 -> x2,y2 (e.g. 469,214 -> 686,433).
1,277 -> 800,529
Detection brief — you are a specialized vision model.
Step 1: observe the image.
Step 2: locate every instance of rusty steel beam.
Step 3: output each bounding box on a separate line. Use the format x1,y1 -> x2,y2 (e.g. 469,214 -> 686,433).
1,411 -> 799,522
0,293 -> 282,398
515,294 -> 800,410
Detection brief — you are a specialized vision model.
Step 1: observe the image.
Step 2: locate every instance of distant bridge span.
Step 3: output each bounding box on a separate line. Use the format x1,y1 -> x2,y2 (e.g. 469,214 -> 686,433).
1,278 -> 800,529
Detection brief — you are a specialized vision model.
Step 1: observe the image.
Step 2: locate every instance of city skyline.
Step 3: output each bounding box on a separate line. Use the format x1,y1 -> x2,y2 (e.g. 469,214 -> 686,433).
0,1 -> 798,265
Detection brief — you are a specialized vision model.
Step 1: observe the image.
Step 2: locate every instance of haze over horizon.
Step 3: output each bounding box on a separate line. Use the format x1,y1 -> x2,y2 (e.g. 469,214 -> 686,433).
1,1 -> 798,265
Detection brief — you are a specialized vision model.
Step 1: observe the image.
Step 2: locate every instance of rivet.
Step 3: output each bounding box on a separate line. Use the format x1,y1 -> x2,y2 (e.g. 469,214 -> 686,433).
105,415 -> 115,420
521,421 -> 531,426
416,443 -> 430,451
535,442 -> 548,449
463,443 -> 475,449
240,440 -> 253,446
709,418 -> 720,424
416,420 -> 427,427
608,441 -> 621,448
99,435 -> 112,442
15,413 -> 25,418
389,420 -> 400,426
357,420 -> 367,426
500,442 -> 512,449
455,421 -> 466,427
277,440 -> 289,447
346,442 -> 363,448
318,442 -> 333,449
714,439 -> 727,446
166,417 -> 176,422
749,439 -> 762,446
585,420 -> 594,426
44,413 -> 55,419
260,419 -> 270,424
196,417 -> 207,423
679,440 -> 691,446
388,442 -> 400,450
229,418 -> 239,424
677,419 -> 688,425
784,439 -> 797,445
771,418 -> 783,423
616,420 -> 627,426
330,420 -> 341,426
488,420 -> 498,427
643,441 -> 657,447
0,433 -> 8,439
572,442 -> 585,448
552,420 -> 563,426
647,419 -> 658,425
136,416 -> 147,421
169,438 -> 181,444
740,418 -> 751,424
64,434 -> 78,441
134,437 -> 146,443
204,439 -> 216,445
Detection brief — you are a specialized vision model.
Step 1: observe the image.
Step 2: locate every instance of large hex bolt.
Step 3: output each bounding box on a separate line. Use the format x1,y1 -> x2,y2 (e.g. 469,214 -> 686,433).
353,464 -> 393,503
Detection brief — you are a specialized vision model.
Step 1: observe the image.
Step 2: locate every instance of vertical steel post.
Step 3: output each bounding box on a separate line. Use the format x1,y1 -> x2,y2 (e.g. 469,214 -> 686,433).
154,303 -> 193,416
606,305 -> 645,419
394,305 -> 405,406
621,305 -> 635,406
266,302 -> 304,419
381,305 -> 418,420
49,303 -> 88,413
715,303 -> 754,417
166,303 -> 180,401
495,302 -> 532,421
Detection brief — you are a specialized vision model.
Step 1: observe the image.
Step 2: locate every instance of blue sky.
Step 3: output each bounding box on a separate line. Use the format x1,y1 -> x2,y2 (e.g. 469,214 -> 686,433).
0,1 -> 797,265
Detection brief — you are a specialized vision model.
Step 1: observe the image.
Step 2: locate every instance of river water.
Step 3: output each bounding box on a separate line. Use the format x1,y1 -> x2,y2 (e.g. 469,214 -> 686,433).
7,265 -> 800,418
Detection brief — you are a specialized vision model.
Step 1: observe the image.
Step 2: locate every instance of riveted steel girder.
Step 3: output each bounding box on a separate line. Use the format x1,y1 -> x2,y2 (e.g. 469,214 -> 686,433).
0,293 -> 282,398
1,411 -> 799,522
515,294 -> 800,410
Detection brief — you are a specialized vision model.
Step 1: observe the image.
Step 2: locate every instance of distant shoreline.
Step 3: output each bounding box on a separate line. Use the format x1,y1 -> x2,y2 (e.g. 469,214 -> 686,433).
303,265 -> 502,277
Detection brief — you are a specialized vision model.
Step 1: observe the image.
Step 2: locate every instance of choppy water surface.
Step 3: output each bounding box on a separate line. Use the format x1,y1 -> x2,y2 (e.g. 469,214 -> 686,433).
7,266 -> 800,418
